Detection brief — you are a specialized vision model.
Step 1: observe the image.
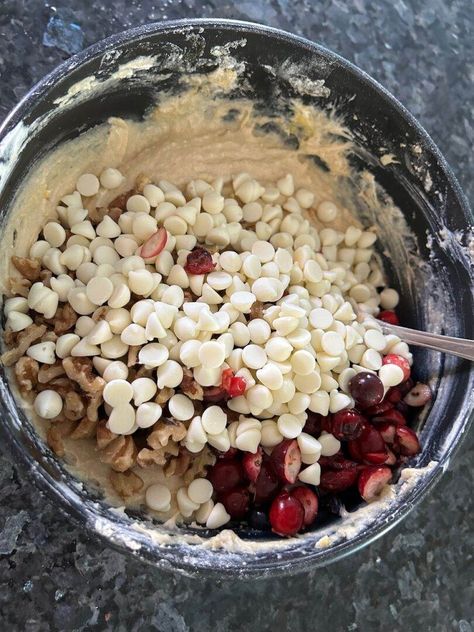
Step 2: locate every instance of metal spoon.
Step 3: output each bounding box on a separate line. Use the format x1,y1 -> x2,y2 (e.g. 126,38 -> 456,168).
378,321 -> 474,362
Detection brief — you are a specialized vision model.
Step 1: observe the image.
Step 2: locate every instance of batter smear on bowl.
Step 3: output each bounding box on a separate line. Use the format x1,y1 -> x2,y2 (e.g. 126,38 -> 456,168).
0,86 -> 431,537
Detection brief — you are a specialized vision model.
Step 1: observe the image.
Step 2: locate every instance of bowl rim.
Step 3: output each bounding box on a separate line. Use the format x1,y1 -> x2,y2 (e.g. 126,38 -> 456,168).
0,18 -> 473,578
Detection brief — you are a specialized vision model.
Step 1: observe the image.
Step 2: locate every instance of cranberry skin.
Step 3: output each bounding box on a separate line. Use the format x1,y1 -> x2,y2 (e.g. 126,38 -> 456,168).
394,426 -> 421,456
291,486 -> 319,526
348,425 -> 387,464
220,486 -> 250,519
349,372 -> 384,409
221,369 -> 247,398
319,454 -> 360,471
303,413 -> 331,436
372,408 -> 406,426
207,460 -> 243,494
382,354 -> 411,381
184,247 -> 216,274
269,491 -> 305,536
254,461 -> 280,505
242,447 -> 263,483
319,468 -> 358,493
358,466 -> 392,501
330,409 -> 366,441
378,310 -> 399,325
364,400 -> 394,417
270,439 -> 302,484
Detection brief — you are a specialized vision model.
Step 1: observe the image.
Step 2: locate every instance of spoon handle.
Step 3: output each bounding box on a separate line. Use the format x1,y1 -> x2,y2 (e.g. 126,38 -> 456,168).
378,321 -> 474,362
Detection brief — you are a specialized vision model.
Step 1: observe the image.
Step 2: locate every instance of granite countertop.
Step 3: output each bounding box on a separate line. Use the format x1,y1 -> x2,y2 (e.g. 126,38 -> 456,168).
0,1 -> 473,630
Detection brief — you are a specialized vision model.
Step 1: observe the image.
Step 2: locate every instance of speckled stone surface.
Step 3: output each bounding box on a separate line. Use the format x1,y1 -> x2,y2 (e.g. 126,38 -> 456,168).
0,1 -> 473,630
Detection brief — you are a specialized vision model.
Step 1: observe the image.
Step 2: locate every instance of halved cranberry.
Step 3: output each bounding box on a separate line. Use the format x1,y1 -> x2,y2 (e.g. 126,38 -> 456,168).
303,412 -> 331,436
291,486 -> 319,526
184,247 -> 216,274
319,454 -> 360,471
254,461 -> 280,504
372,408 -> 406,426
358,466 -> 392,501
140,227 -> 167,259
221,368 -> 247,398
330,409 -> 366,441
377,422 -> 396,444
348,425 -> 387,464
378,310 -> 400,325
404,383 -> 431,407
207,460 -> 243,494
364,400 -> 394,417
269,491 -> 304,536
219,486 -> 250,519
382,354 -> 411,381
394,426 -> 421,456
386,386 -> 403,404
349,372 -> 384,409
384,449 -> 397,465
319,468 -> 358,492
242,447 -> 263,483
270,439 -> 302,484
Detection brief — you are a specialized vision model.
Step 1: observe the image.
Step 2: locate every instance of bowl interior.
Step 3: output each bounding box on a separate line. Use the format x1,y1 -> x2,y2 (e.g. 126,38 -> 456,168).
0,20 -> 473,577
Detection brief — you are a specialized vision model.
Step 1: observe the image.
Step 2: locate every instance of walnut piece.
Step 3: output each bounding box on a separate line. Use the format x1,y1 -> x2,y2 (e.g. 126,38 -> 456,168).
62,357 -> 104,393
15,356 -> 39,393
11,256 -> 41,281
54,304 -> 77,335
38,361 -> 65,384
39,269 -> 53,287
147,419 -> 186,448
108,207 -> 122,223
136,441 -> 179,468
109,190 -> 135,211
92,306 -> 108,322
180,368 -> 203,400
1,324 -> 46,366
110,470 -> 144,498
155,387 -> 174,405
100,435 -> 137,472
64,391 -> 86,421
70,416 -> 98,439
46,420 -> 77,457
127,345 -> 140,367
96,420 -> 117,449
250,301 -> 264,320
8,276 -> 31,297
183,445 -> 216,485
164,450 -> 192,478
88,206 -> 108,225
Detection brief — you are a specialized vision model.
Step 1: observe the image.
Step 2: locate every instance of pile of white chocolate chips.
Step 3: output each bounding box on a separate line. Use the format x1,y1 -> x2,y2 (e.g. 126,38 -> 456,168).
2,168 -> 412,531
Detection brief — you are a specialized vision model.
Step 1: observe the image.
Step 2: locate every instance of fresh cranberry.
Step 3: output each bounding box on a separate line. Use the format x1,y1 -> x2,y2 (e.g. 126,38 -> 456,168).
382,354 -> 411,381
242,447 -> 263,483
372,408 -> 406,426
270,439 -> 302,484
404,383 -> 431,407
248,509 -> 271,531
330,409 -> 366,441
364,400 -> 394,417
348,425 -> 387,465
394,426 -> 421,456
319,468 -> 359,492
318,454 -> 361,471
303,412 -> 331,436
219,486 -> 250,519
139,227 -> 167,259
386,386 -> 403,404
218,447 -> 239,460
349,372 -> 384,409
291,486 -> 319,526
202,386 -> 228,402
254,461 -> 280,504
221,368 -> 247,398
269,491 -> 304,536
184,247 -> 216,274
207,460 -> 243,494
378,310 -> 400,325
358,466 -> 392,501
377,422 -> 396,444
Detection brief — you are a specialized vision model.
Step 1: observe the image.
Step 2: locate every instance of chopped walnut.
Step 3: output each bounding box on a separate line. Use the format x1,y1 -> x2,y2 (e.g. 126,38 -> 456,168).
136,441 -> 179,468
11,256 -> 41,281
250,301 -> 264,320
164,449 -> 192,478
41,330 -> 58,343
155,387 -> 174,405
182,289 -> 195,302
15,356 -> 39,392
1,324 -> 46,366
96,420 -> 117,449
46,419 -> 77,457
88,206 -> 108,225
183,445 -> 216,485
62,357 -> 104,422
109,189 -> 135,211
64,391 -> 86,421
92,306 -> 108,322
108,207 -> 122,223
147,419 -> 186,448
39,269 -> 53,287
38,361 -> 64,383
100,435 -> 137,472
70,416 -> 98,439
133,366 -> 154,380
8,276 -> 31,297
54,304 -> 77,335
110,470 -> 144,498
37,377 -> 74,399
180,368 -> 204,400
135,174 -> 151,192
127,345 -> 140,367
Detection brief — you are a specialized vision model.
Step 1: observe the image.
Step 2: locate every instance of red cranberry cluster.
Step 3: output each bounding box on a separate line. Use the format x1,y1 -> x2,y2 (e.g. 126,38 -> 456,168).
206,350 -> 430,537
